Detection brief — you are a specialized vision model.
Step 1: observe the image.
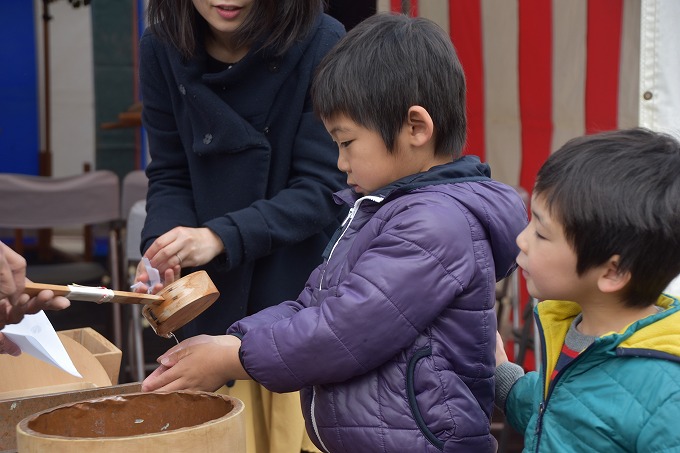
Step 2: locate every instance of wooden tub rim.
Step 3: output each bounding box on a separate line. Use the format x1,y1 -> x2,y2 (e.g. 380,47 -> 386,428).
16,390 -> 244,441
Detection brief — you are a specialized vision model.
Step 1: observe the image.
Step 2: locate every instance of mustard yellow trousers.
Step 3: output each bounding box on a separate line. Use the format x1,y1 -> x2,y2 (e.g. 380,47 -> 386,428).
219,381 -> 321,453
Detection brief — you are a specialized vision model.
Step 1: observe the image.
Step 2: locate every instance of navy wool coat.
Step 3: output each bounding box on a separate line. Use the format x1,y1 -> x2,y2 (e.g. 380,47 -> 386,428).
139,14 -> 347,335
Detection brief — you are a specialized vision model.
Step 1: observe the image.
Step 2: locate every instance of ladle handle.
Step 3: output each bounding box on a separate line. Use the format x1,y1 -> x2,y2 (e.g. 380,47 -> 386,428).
23,281 -> 164,305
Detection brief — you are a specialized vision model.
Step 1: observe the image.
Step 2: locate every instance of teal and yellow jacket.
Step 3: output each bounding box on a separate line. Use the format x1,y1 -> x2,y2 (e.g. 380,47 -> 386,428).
506,295 -> 680,452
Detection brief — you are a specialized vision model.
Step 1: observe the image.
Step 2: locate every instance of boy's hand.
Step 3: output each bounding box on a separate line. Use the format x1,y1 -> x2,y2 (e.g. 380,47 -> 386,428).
495,331 -> 509,366
141,334 -> 248,392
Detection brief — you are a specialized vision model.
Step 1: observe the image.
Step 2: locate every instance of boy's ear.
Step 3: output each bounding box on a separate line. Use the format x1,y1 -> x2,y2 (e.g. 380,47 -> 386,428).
406,106 -> 434,147
597,255 -> 631,294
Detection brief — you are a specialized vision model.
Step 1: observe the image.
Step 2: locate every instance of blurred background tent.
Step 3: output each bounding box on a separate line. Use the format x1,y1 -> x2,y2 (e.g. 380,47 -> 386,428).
2,0 -> 678,189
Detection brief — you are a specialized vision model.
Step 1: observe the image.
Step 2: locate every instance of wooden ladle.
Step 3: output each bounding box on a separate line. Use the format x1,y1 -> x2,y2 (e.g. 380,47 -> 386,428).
23,270 -> 219,338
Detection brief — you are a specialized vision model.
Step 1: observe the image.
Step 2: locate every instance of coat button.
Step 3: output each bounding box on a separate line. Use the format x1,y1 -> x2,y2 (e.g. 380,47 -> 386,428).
178,84 -> 186,95
643,91 -> 653,100
268,62 -> 280,73
263,127 -> 270,135
203,133 -> 213,144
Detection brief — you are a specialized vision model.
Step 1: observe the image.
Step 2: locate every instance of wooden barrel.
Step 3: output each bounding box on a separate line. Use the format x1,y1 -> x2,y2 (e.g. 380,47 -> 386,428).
16,391 -> 245,452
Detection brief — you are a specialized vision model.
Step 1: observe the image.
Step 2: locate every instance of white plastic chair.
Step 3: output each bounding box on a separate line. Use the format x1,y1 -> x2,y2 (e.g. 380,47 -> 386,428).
0,170 -> 123,349
121,170 -> 149,382
124,199 -> 149,382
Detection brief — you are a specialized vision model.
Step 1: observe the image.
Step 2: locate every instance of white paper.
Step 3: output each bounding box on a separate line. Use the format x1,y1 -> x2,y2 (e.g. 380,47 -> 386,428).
1,311 -> 82,378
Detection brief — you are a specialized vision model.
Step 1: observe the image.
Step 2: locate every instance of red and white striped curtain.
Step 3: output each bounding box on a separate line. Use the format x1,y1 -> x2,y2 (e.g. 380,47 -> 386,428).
381,0 -> 641,194
378,0 -> 647,368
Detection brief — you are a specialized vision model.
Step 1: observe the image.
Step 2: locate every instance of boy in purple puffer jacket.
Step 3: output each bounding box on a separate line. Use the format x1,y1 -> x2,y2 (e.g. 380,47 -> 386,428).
142,13 -> 528,452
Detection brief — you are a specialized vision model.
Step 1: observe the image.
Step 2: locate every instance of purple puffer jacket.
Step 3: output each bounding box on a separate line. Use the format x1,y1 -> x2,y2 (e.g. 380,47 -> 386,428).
228,156 -> 528,452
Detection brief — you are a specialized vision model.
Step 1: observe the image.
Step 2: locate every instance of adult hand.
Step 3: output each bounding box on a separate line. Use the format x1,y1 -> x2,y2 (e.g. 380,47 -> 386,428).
0,241 -> 27,305
143,227 -> 224,275
141,334 -> 247,392
1,291 -> 71,328
0,333 -> 20,356
131,260 -> 178,295
0,241 -> 70,328
0,286 -> 70,355
0,300 -> 20,356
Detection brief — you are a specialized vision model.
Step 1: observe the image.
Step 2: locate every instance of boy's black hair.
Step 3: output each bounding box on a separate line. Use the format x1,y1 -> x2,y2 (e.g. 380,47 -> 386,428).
147,0 -> 325,59
535,127 -> 680,307
312,13 -> 467,158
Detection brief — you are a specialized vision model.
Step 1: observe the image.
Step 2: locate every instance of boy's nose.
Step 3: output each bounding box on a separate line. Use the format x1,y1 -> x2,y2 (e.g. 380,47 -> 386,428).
516,226 -> 528,252
336,155 -> 349,173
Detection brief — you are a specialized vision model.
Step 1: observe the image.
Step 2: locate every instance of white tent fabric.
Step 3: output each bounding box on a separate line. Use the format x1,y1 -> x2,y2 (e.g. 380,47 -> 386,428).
639,0 -> 680,140
639,0 -> 680,297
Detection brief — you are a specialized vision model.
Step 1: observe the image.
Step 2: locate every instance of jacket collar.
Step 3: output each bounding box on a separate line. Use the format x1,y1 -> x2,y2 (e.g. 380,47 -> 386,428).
537,295 -> 680,360
332,155 -> 491,208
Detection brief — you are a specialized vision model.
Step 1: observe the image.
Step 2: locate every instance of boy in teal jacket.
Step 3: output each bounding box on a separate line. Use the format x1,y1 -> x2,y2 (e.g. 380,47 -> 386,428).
496,128 -> 680,452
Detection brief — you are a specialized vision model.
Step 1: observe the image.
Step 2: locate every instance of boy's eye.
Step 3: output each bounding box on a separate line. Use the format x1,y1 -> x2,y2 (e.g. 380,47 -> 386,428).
535,231 -> 546,240
340,140 -> 353,148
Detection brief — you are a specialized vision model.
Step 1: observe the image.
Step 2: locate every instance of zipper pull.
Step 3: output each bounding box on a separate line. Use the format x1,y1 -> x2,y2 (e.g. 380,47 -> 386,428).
535,402 -> 545,434
342,205 -> 357,226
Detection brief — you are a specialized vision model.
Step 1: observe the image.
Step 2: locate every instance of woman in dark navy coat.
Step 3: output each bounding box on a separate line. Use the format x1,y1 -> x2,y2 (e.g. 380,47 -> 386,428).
135,1 -> 346,451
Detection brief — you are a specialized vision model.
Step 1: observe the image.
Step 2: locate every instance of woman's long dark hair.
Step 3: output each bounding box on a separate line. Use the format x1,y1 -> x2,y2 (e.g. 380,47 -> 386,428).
147,0 -> 326,58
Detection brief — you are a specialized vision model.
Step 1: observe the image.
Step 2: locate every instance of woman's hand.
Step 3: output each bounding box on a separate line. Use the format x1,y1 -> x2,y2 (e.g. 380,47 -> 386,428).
131,260 -> 177,294
141,334 -> 248,392
144,226 -> 224,275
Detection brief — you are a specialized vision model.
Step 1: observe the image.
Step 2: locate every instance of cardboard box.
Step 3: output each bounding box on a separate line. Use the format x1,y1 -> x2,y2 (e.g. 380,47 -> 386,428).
58,327 -> 121,385
0,330 -> 126,452
0,328 -> 121,400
